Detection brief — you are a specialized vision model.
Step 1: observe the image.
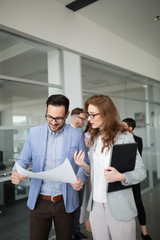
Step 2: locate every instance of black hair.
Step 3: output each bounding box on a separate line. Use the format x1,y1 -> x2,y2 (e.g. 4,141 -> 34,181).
46,94 -> 69,114
122,118 -> 136,130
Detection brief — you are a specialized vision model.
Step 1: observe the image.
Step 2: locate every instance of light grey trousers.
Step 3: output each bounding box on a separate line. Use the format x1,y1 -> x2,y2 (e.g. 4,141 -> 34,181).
89,201 -> 136,240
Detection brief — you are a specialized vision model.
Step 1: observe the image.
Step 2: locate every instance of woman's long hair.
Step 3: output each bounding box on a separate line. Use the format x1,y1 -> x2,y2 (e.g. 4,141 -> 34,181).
84,95 -> 126,152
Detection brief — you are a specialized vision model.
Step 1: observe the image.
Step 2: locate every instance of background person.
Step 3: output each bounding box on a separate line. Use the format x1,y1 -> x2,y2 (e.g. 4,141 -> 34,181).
122,118 -> 152,240
70,107 -> 87,240
11,94 -> 89,240
74,95 -> 146,240
83,122 -> 92,233
70,107 -> 87,129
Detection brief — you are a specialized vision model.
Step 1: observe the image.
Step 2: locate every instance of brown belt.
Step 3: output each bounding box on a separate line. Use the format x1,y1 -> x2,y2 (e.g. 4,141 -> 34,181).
39,194 -> 63,202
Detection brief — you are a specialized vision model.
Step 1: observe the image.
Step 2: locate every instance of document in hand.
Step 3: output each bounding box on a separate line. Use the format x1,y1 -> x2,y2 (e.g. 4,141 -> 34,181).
16,158 -> 77,183
107,143 -> 138,192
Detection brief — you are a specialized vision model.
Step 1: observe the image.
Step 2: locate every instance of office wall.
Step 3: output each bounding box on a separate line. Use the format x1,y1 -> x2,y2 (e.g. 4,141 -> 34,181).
63,50 -> 83,120
0,0 -> 160,81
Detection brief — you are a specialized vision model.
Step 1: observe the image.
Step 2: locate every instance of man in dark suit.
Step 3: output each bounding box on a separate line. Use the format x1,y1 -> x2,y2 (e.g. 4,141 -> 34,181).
122,118 -> 152,240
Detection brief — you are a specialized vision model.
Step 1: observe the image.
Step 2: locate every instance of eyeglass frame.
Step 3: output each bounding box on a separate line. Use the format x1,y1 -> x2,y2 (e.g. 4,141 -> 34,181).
45,113 -> 66,123
86,112 -> 100,119
75,115 -> 86,121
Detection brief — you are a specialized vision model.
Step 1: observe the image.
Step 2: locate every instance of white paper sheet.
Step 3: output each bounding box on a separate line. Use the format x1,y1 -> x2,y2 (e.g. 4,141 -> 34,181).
16,158 -> 77,183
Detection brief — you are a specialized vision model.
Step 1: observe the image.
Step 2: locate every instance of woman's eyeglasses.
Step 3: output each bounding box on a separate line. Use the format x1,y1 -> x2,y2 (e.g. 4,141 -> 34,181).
86,112 -> 100,119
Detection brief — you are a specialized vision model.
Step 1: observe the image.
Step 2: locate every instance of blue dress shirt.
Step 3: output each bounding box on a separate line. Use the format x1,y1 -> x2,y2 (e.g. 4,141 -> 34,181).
40,126 -> 64,196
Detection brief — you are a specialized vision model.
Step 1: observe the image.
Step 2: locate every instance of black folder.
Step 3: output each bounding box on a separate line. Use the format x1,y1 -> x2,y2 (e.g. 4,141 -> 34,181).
107,143 -> 138,192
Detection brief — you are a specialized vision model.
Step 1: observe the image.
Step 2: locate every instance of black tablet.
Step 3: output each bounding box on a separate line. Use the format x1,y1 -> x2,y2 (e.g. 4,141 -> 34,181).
107,142 -> 138,192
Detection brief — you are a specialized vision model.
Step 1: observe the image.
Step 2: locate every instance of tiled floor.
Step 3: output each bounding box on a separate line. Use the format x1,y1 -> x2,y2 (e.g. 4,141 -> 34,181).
0,183 -> 160,240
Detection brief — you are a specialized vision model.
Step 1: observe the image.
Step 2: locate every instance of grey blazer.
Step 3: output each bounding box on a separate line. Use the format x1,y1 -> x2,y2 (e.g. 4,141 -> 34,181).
87,131 -> 146,221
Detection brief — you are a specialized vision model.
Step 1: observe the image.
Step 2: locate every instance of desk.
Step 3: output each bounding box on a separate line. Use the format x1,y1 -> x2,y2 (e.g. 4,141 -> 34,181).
0,161 -> 14,207
0,161 -> 30,218
0,160 -> 14,183
0,161 -> 31,204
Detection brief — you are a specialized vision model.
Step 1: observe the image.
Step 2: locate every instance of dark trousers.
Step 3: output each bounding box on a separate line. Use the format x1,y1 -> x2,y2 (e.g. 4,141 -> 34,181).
132,183 -> 146,226
73,186 -> 85,235
30,197 -> 75,240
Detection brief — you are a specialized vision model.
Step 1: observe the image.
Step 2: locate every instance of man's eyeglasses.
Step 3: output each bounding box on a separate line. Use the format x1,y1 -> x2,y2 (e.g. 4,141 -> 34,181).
86,112 -> 100,119
76,115 -> 86,121
45,114 -> 66,123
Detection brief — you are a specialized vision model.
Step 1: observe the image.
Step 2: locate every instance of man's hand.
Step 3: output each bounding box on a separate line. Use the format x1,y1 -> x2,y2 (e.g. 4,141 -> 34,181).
11,170 -> 27,184
71,178 -> 83,191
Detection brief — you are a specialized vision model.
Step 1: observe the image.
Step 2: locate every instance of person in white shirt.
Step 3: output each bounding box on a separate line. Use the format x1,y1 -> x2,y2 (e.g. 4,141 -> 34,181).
74,95 -> 146,240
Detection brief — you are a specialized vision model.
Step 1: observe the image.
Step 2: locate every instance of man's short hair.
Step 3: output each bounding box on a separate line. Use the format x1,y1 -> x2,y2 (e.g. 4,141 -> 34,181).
71,108 -> 84,116
46,94 -> 69,114
122,118 -> 136,130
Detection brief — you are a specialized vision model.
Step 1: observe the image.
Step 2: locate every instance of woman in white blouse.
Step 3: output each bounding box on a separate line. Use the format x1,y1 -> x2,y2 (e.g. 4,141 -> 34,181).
74,95 -> 146,240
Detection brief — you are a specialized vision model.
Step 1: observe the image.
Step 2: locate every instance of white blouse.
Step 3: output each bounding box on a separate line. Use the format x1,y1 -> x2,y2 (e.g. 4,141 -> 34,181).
93,135 -> 112,203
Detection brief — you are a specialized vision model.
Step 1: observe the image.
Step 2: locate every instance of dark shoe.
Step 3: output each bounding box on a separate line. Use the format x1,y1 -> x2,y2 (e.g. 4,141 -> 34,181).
141,233 -> 152,240
73,232 -> 87,239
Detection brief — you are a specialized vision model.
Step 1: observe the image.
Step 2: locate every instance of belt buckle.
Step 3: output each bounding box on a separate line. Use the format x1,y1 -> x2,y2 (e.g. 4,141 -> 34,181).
51,196 -> 55,202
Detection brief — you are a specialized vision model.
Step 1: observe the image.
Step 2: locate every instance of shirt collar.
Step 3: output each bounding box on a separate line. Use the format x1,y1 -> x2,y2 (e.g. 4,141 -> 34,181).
48,124 -> 65,137
70,123 -> 76,128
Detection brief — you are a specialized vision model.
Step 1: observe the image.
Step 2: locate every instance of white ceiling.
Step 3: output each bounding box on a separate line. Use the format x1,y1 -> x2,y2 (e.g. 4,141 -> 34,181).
56,0 -> 160,59
1,0 -> 160,103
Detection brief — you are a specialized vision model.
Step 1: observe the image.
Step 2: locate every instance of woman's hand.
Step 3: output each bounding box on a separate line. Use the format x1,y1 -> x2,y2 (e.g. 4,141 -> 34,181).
74,150 -> 90,174
104,167 -> 126,183
74,150 -> 85,167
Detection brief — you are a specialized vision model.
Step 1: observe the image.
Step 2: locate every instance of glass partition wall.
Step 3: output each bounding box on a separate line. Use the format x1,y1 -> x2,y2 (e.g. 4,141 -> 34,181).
0,27 -> 160,239
82,57 -> 160,192
0,29 -> 62,202
0,27 -> 160,209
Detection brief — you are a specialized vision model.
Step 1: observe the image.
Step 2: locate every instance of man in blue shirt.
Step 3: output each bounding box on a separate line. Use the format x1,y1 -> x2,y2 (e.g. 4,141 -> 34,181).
11,94 -> 89,240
